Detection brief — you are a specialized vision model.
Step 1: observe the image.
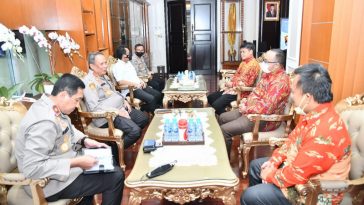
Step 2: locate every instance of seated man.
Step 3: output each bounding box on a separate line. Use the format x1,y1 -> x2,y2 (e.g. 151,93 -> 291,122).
113,46 -> 162,113
241,64 -> 352,205
131,43 -> 165,92
219,49 -> 290,155
15,74 -> 124,204
208,42 -> 260,115
83,52 -> 149,149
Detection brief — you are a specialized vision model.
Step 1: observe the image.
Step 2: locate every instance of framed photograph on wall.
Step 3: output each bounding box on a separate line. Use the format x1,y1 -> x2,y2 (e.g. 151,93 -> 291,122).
264,1 -> 280,21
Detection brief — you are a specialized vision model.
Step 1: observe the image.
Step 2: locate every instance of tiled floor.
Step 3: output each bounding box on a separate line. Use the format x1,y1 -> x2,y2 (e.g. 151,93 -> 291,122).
117,74 -> 273,205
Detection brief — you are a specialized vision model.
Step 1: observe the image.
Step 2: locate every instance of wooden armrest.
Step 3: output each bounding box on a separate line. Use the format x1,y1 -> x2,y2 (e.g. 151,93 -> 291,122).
78,111 -> 118,119
247,113 -> 294,141
247,114 -> 294,122
237,86 -> 254,92
269,137 -> 288,147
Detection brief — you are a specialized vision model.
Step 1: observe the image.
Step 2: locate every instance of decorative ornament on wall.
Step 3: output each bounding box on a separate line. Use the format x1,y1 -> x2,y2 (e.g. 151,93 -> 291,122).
227,3 -> 236,62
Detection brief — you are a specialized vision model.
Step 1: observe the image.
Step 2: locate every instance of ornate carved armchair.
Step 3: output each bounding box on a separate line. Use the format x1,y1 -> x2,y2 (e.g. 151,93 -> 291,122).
0,101 -> 81,205
70,67 -> 126,169
106,56 -> 143,110
240,98 -> 295,178
269,93 -> 364,205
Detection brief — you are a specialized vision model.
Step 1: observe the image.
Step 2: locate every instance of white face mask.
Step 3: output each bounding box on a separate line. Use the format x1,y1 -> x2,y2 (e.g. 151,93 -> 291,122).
260,62 -> 271,73
294,95 -> 308,115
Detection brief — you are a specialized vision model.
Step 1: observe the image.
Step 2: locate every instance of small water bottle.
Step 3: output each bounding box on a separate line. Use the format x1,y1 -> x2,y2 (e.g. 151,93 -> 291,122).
189,70 -> 194,80
172,117 -> 179,141
195,118 -> 203,140
164,119 -> 170,141
187,119 -> 195,141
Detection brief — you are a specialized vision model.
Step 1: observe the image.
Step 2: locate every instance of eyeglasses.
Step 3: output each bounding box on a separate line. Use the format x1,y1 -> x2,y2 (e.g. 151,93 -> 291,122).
263,59 -> 278,64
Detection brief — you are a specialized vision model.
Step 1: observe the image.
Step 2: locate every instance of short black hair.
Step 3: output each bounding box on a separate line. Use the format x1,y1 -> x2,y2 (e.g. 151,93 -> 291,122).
134,43 -> 144,50
114,45 -> 128,59
88,51 -> 104,69
51,73 -> 85,96
294,63 -> 333,103
240,41 -> 255,55
271,49 -> 286,67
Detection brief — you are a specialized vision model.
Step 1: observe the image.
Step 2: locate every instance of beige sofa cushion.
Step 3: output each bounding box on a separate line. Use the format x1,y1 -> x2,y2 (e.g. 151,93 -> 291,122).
7,185 -> 71,205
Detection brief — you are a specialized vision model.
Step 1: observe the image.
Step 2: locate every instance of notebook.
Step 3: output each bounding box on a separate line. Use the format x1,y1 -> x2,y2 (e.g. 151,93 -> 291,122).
82,147 -> 115,174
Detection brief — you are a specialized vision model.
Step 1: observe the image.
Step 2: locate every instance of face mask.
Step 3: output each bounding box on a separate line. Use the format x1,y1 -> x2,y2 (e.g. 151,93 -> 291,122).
135,52 -> 144,57
260,62 -> 271,73
294,95 -> 308,115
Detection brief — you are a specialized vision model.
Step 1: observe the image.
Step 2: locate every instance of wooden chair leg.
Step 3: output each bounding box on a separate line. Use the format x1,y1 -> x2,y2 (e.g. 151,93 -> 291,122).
115,139 -> 126,171
242,143 -> 252,178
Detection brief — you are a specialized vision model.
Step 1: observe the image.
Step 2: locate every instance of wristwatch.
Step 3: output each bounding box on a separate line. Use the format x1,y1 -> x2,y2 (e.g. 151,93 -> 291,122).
80,137 -> 87,147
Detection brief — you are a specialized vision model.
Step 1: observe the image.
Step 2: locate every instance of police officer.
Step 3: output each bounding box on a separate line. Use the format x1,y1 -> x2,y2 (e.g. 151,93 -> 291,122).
15,74 -> 124,204
83,51 -> 149,149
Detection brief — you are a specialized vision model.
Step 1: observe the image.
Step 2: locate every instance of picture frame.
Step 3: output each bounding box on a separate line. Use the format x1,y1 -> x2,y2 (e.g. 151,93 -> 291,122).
264,1 -> 280,21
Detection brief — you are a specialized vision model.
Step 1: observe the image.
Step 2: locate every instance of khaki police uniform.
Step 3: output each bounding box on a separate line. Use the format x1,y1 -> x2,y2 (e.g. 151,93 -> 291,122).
83,70 -> 148,148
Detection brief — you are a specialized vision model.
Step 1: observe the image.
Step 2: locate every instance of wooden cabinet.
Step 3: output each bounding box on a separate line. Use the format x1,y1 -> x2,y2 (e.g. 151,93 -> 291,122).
220,0 -> 244,70
109,0 -> 150,55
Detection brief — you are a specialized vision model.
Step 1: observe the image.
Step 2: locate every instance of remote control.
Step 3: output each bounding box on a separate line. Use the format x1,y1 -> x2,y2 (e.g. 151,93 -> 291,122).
146,162 -> 176,178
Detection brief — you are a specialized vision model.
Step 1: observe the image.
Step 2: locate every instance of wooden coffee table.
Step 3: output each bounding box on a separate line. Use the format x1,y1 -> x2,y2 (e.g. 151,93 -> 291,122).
125,108 -> 239,204
162,76 -> 208,108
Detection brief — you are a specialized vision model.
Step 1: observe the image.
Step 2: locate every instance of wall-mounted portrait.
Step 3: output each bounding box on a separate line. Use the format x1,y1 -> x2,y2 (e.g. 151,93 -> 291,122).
264,1 -> 280,21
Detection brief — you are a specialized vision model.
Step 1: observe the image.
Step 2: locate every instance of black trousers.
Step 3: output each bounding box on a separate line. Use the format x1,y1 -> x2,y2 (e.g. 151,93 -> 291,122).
134,86 -> 162,112
147,76 -> 165,92
101,108 -> 148,149
207,91 -> 237,115
240,157 -> 291,205
46,166 -> 124,205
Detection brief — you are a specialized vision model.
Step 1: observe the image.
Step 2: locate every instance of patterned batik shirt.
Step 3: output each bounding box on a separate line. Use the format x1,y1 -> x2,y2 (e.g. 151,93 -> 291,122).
131,54 -> 149,77
239,68 -> 290,131
223,57 -> 261,98
267,103 -> 352,204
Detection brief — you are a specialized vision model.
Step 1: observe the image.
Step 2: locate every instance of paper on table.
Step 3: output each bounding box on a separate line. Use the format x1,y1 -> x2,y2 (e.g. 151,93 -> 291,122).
82,148 -> 114,173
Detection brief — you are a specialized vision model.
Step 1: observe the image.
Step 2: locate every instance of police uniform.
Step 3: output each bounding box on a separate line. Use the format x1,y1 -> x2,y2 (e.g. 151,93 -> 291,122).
131,53 -> 165,92
83,70 -> 148,148
15,94 -> 124,203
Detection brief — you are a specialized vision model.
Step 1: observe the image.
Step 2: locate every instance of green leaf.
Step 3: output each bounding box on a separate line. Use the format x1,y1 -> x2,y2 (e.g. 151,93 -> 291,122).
0,83 -> 23,99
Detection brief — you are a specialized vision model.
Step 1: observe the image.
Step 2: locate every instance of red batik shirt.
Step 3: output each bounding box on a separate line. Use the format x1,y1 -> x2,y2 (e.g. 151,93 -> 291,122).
223,57 -> 260,98
239,68 -> 290,131
267,103 -> 352,204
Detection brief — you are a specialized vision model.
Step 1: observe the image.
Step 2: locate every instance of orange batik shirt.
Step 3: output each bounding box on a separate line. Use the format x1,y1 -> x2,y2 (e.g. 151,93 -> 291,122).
223,57 -> 260,98
266,103 -> 352,204
239,68 -> 290,131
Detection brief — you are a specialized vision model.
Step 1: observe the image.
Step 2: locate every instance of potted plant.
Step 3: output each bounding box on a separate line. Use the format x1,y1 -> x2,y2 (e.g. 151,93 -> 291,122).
19,25 -> 81,94
0,83 -> 23,101
29,73 -> 62,94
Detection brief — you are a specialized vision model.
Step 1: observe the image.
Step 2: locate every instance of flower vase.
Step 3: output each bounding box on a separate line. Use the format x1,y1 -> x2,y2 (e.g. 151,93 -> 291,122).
43,83 -> 54,95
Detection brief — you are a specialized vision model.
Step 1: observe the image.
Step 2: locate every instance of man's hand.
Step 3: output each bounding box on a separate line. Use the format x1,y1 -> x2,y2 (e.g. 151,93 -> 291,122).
238,99 -> 247,113
260,161 -> 276,183
119,108 -> 131,119
140,81 -> 146,89
70,155 -> 98,169
84,138 -> 108,149
124,101 -> 132,113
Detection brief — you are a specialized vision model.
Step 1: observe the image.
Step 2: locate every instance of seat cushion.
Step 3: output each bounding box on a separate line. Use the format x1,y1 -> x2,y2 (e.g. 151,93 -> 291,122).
7,185 -> 70,205
339,109 -> 364,180
87,123 -> 123,137
242,122 -> 286,143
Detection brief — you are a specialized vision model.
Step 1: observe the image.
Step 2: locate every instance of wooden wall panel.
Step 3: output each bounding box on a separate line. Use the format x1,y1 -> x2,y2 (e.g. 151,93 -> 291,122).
329,0 -> 364,102
0,0 -> 24,28
309,24 -> 332,63
300,0 -> 364,103
311,0 -> 334,22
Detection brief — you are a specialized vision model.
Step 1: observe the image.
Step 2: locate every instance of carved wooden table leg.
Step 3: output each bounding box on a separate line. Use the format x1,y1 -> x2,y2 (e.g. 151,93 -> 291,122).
128,190 -> 143,205
163,95 -> 171,108
201,95 -> 208,107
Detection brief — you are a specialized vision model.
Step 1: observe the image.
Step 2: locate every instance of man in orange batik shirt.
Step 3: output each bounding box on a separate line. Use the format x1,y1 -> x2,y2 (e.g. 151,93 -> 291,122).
241,64 -> 351,205
219,49 -> 290,156
208,41 -> 260,115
